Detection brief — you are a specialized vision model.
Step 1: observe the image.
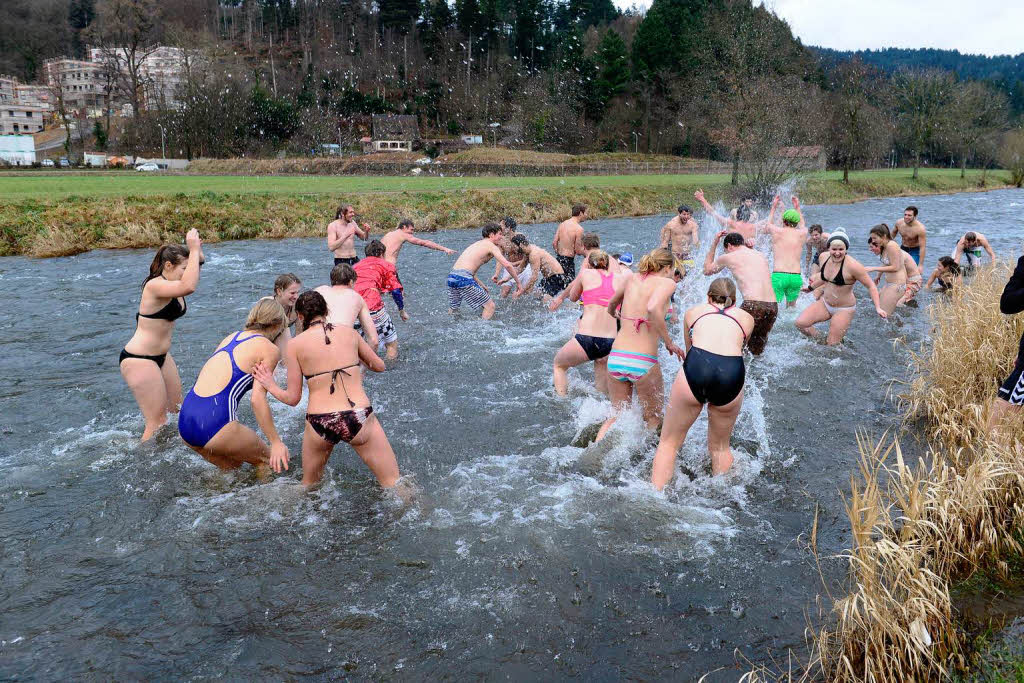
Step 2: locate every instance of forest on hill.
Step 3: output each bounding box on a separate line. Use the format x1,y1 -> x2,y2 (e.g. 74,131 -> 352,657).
2,0 -> 1022,189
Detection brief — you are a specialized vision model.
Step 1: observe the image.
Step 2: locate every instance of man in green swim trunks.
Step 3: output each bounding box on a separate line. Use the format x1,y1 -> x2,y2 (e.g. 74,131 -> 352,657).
761,194 -> 808,308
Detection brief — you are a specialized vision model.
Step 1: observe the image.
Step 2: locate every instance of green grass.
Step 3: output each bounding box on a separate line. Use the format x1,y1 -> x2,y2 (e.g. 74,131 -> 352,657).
0,168 -> 1002,200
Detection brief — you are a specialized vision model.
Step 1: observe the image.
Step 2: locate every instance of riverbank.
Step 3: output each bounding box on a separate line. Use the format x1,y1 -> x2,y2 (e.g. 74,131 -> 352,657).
0,168 -> 1011,257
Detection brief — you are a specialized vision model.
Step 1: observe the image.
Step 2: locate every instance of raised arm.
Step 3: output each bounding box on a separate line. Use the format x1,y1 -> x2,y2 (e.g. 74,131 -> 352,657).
792,195 -> 806,229
694,189 -> 730,227
407,235 -> 455,255
356,222 -> 371,240
148,230 -> 202,298
703,231 -> 727,276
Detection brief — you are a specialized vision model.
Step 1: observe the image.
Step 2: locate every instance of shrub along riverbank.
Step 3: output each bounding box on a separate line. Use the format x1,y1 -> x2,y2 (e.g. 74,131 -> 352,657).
0,169 -> 1012,258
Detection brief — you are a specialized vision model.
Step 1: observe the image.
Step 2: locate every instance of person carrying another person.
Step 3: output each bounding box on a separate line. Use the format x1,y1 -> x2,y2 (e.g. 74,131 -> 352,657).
314,263 -> 377,348
694,189 -> 763,247
595,249 -> 684,442
730,195 -> 759,222
380,218 -> 456,270
447,223 -> 522,319
354,240 -> 405,360
796,229 -> 887,345
702,231 -> 777,356
659,204 -> 700,270
762,194 -> 808,308
952,231 -> 996,274
508,234 -> 571,302
863,224 -> 909,316
177,299 -> 289,476
261,273 -> 301,358
252,291 -> 401,489
805,224 -> 830,277
552,204 -> 588,279
892,205 -> 927,266
651,278 -> 755,487
327,203 -> 369,267
925,256 -> 962,292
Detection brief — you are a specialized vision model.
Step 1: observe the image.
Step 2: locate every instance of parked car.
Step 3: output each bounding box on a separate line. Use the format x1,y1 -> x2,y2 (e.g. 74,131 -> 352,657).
58,157 -> 70,168
135,163 -> 160,172
41,159 -> 55,167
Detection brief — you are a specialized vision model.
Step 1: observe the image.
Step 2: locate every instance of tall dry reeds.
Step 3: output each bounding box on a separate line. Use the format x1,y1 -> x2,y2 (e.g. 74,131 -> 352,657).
810,265 -> 1024,681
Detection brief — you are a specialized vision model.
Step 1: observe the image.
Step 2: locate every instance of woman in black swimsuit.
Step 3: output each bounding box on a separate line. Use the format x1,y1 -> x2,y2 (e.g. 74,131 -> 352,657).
119,229 -> 203,440
651,278 -> 754,488
253,291 -> 401,489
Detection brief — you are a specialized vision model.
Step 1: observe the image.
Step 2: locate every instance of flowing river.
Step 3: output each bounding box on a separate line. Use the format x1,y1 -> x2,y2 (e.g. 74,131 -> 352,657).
1,188 -> 1022,679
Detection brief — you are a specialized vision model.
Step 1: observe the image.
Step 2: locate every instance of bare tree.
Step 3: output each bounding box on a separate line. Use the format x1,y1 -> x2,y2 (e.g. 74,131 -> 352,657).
91,0 -> 162,124
948,80 -> 1008,179
46,69 -> 76,159
892,68 -> 955,179
827,59 -> 892,183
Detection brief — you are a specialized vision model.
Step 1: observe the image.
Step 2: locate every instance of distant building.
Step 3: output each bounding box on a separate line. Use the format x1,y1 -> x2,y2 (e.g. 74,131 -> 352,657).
776,146 -> 827,172
16,85 -> 53,110
0,75 -> 16,105
366,114 -> 420,153
0,135 -> 36,165
43,58 -> 109,110
88,46 -> 186,109
0,105 -> 46,135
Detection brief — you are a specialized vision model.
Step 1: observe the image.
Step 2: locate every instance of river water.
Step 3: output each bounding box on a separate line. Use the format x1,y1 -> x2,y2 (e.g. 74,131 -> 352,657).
1,188 -> 1022,679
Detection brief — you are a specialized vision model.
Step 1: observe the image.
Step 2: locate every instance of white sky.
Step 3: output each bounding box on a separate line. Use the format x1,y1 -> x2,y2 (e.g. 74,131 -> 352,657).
612,0 -> 1024,57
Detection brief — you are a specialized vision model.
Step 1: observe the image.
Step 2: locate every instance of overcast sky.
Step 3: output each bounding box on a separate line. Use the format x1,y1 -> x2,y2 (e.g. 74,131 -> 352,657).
611,0 -> 1023,57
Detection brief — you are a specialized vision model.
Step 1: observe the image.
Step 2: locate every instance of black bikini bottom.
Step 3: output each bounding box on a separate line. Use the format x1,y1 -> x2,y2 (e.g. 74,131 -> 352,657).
575,334 -> 615,361
119,348 -> 167,368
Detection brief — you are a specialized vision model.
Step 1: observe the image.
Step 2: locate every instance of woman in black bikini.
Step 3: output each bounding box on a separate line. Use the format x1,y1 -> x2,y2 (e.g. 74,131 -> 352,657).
651,278 -> 754,488
119,229 -> 203,440
252,290 -> 401,489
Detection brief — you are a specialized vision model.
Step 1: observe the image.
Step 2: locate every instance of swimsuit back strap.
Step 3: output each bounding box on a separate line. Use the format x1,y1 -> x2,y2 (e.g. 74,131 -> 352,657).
689,306 -> 747,342
303,362 -> 360,406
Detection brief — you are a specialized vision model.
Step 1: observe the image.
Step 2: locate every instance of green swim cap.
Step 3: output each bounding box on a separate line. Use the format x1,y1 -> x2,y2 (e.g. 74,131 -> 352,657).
782,209 -> 801,225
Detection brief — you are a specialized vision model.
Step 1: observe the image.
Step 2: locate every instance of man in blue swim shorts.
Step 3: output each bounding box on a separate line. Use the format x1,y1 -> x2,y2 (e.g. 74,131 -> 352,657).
893,205 -> 927,266
447,223 -> 523,319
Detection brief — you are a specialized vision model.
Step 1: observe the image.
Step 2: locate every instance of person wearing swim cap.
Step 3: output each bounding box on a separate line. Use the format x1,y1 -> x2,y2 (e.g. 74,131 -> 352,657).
796,229 -> 887,345
761,194 -> 808,308
952,231 -> 996,274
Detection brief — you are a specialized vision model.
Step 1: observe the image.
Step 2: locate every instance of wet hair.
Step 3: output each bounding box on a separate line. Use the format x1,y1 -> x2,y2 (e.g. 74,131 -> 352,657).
329,263 -> 357,286
335,204 -> 354,220
809,224 -> 823,235
938,256 -> 961,275
365,239 -> 386,258
582,232 -> 600,250
964,231 -> 977,242
588,249 -> 610,270
707,277 -> 737,307
571,204 -> 587,217
482,222 -> 501,238
736,205 -> 751,222
869,224 -> 891,241
144,244 -> 190,287
295,290 -> 329,330
502,216 -> 517,232
274,273 -> 301,294
723,232 -> 745,248
510,234 -> 530,249
905,206 -> 918,217
678,205 -> 692,215
244,298 -> 287,334
636,248 -> 674,275
398,218 -> 414,230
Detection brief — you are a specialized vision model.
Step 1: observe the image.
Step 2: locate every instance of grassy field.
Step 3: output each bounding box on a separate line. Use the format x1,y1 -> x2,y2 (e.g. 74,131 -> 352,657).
0,168 -> 1013,257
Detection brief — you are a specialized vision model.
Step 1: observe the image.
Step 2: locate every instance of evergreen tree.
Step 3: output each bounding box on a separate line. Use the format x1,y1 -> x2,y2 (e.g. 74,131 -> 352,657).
379,0 -> 421,33
69,0 -> 96,59
421,0 -> 454,55
455,0 -> 481,36
631,0 -> 705,80
511,0 -> 545,69
594,28 -> 629,105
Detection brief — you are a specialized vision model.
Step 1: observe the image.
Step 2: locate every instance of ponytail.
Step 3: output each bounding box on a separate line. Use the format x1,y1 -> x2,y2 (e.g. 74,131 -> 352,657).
636,248 -> 674,275
707,277 -> 737,307
144,244 -> 190,289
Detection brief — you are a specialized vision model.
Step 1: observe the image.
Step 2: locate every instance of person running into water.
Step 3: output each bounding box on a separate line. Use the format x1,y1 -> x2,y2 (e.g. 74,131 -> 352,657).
120,230 -> 204,441
867,233 -> 922,305
797,229 -> 887,345
447,223 -> 522,319
763,194 -> 808,308
354,240 -> 405,360
925,256 -> 961,292
805,224 -> 831,277
508,234 -> 570,302
651,278 -> 755,487
595,249 -> 684,442
314,263 -> 377,348
703,231 -> 777,356
552,250 -> 628,396
547,233 -> 603,310
177,299 -> 289,474
381,218 -> 456,268
659,205 -> 700,270
327,204 -> 369,266
863,224 -> 909,315
552,204 -> 587,279
253,291 -> 401,489
263,273 -> 301,357
893,205 -> 927,266
694,189 -> 761,247
730,195 -> 759,223
952,231 -> 996,274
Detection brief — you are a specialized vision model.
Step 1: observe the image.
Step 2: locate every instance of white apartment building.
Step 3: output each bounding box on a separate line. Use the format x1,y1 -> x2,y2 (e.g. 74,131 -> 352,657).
0,75 -> 16,105
87,46 -> 185,109
15,85 -> 52,111
0,105 -> 46,135
43,58 -> 109,110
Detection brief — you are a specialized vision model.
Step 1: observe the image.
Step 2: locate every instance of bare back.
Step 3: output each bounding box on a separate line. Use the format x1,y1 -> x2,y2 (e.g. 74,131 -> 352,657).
553,219 -> 583,257
380,230 -> 407,264
684,304 -> 753,356
769,226 -> 808,273
453,239 -> 499,274
292,324 -> 372,413
616,274 -> 675,355
193,332 -> 278,397
718,248 -> 774,301
530,247 -> 564,277
315,285 -> 366,326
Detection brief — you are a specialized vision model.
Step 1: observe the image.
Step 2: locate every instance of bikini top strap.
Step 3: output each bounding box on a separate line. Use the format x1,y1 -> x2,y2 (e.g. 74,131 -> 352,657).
310,319 -> 334,345
303,362 -> 361,406
689,306 -> 747,342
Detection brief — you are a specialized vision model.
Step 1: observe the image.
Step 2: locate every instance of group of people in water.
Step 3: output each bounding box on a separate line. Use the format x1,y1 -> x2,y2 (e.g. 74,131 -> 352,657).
118,193 -> 998,492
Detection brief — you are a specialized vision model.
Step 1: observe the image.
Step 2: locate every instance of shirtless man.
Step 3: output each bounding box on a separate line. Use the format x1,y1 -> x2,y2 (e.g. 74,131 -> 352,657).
892,205 -> 927,267
327,204 -> 369,266
508,234 -> 570,301
546,233 -> 603,310
552,204 -> 587,279
381,218 -> 455,267
694,189 -> 760,247
314,263 -> 377,348
493,217 -> 525,287
952,231 -> 996,273
703,230 -> 778,355
447,223 -> 522,319
730,195 -> 759,222
805,224 -> 831,276
659,205 -> 699,269
762,194 -> 808,308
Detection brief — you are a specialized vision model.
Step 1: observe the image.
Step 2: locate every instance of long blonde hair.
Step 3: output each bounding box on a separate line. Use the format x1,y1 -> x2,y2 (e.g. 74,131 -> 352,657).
244,298 -> 287,334
707,277 -> 737,307
637,248 -> 674,275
